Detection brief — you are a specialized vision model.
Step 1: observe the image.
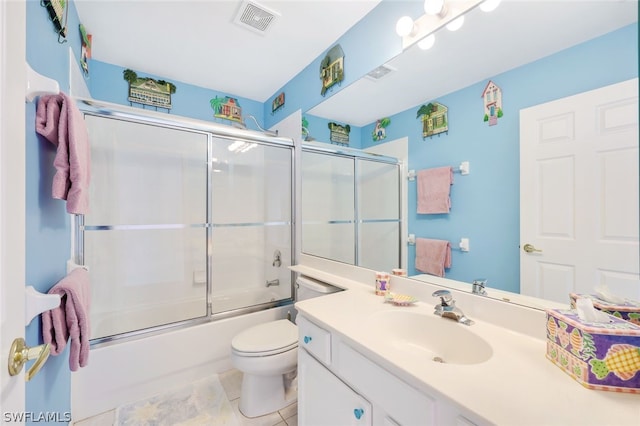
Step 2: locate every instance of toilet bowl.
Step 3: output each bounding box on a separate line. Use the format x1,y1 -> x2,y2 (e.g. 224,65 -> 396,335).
231,277 -> 342,418
231,319 -> 298,418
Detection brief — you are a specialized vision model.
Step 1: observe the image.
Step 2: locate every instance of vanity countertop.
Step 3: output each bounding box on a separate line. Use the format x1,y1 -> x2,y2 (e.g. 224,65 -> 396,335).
292,266 -> 640,425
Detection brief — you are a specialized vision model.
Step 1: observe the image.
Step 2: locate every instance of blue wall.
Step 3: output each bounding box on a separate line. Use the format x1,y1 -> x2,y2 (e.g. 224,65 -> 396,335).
358,24 -> 638,292
89,61 -> 264,127
24,0 -> 638,420
25,0 -> 85,421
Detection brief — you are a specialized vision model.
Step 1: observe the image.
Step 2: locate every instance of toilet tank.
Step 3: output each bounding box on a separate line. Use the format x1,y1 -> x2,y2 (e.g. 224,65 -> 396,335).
296,275 -> 342,301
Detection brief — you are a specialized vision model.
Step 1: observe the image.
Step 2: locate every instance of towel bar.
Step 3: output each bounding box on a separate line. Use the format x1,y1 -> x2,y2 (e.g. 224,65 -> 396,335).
408,236 -> 469,252
408,161 -> 470,180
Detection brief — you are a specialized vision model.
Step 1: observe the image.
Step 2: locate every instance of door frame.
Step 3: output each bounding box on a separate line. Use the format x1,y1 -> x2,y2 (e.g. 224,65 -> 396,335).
1,0 -> 27,417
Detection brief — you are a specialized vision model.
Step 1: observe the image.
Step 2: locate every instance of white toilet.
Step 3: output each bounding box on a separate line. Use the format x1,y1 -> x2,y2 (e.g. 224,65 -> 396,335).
231,276 -> 340,418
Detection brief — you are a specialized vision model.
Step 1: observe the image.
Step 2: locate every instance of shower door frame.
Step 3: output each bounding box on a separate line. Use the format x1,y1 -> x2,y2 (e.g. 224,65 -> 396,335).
301,143 -> 403,269
74,99 -> 296,346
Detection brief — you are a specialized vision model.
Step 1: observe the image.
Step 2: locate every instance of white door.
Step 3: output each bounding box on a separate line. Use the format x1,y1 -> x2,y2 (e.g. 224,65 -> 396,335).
520,78 -> 639,303
1,0 -> 27,419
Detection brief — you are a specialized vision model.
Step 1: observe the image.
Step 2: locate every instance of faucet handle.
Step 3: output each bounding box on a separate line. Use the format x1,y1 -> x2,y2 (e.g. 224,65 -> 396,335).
432,289 -> 453,306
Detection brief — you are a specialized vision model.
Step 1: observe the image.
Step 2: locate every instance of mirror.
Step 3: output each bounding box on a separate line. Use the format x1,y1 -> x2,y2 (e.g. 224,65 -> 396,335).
303,1 -> 639,307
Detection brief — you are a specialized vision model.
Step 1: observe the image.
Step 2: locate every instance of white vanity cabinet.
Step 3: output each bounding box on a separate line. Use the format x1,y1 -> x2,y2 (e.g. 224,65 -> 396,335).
297,314 -> 484,426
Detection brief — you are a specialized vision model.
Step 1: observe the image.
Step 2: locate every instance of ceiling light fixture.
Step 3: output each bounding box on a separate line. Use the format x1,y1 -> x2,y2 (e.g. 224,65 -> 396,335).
397,0 -> 482,50
395,16 -> 416,37
418,34 -> 436,50
423,0 -> 446,16
479,0 -> 501,12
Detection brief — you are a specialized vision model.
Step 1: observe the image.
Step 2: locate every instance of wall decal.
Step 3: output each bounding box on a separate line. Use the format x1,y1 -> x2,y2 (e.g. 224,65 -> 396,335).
372,118 -> 391,141
320,44 -> 345,96
416,102 -> 448,139
42,0 -> 68,43
328,122 -> 350,145
79,24 -> 91,76
123,69 -> 176,112
210,96 -> 243,123
271,92 -> 285,114
482,80 -> 503,126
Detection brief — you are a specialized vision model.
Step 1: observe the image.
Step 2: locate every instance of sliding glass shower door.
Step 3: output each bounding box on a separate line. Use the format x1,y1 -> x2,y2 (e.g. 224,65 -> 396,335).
210,137 -> 293,314
83,115 -> 209,340
80,111 -> 295,342
301,148 -> 401,271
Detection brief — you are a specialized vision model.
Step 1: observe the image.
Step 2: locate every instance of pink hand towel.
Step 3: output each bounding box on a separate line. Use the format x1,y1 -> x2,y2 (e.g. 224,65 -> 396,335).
36,92 -> 91,214
417,166 -> 453,214
41,268 -> 91,371
415,238 -> 451,278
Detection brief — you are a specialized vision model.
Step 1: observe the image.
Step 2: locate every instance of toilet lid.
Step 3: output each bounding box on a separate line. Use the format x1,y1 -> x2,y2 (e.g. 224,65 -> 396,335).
232,319 -> 298,355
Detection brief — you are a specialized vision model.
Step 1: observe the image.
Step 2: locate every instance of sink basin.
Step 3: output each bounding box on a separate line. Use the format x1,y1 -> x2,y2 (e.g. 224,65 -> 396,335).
369,310 -> 493,365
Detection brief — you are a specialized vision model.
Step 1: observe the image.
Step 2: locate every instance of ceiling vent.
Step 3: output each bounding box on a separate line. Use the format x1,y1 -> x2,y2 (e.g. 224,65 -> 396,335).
365,64 -> 397,82
234,1 -> 280,35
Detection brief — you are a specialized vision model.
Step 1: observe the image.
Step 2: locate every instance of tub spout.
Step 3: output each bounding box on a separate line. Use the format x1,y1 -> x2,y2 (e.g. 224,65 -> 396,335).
266,279 -> 280,287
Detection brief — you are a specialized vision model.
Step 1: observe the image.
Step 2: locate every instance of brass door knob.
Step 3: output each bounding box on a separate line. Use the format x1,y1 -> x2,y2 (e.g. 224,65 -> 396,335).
7,337 -> 50,381
523,243 -> 543,253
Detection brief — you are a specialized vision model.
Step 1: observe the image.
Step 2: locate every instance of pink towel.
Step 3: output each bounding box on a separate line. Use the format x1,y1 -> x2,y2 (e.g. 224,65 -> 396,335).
417,166 -> 453,214
41,268 -> 91,371
35,92 -> 91,214
415,238 -> 451,277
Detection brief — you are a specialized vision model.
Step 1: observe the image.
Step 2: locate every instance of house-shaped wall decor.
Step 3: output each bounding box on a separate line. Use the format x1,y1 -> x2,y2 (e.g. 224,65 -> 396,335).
210,96 -> 243,123
416,102 -> 448,139
123,69 -> 175,112
482,80 -> 503,126
328,122 -> 350,145
320,44 -> 345,96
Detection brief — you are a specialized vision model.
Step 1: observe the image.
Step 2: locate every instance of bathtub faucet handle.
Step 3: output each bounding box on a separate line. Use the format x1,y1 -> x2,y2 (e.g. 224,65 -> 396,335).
272,249 -> 282,267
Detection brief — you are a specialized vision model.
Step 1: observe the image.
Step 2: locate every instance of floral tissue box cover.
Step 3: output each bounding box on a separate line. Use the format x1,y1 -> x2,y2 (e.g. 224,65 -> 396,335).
546,309 -> 640,393
569,293 -> 640,325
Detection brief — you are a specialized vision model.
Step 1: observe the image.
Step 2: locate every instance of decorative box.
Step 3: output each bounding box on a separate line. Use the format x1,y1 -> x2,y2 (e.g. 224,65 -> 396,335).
569,293 -> 640,325
546,309 -> 640,393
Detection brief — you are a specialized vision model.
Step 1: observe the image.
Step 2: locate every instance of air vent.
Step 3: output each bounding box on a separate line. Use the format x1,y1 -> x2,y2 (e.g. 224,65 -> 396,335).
365,64 -> 397,81
234,0 -> 280,34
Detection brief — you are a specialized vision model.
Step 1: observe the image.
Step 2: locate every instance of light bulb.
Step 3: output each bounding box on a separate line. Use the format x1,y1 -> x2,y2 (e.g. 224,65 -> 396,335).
418,34 -> 436,50
424,0 -> 445,15
446,15 -> 464,31
396,16 -> 415,37
480,0 -> 501,12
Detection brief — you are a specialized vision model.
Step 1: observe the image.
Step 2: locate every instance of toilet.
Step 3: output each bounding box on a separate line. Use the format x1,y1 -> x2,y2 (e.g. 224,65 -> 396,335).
231,276 -> 341,418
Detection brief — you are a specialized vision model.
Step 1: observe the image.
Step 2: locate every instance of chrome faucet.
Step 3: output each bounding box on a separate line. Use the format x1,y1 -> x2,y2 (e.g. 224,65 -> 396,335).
472,279 -> 488,296
266,278 -> 280,287
432,289 -> 474,326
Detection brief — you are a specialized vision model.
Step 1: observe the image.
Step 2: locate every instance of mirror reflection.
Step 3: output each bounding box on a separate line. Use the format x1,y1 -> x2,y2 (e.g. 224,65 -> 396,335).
304,1 -> 639,306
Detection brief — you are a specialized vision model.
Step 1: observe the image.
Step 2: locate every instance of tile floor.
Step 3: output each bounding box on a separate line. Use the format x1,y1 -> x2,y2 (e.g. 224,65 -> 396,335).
73,369 -> 297,426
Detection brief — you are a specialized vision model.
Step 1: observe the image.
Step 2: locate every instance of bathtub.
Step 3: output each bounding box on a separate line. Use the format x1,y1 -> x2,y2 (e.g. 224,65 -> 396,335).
72,295 -> 292,420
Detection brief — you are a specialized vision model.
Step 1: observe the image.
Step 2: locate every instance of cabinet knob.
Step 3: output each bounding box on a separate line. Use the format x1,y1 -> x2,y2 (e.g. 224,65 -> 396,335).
353,408 -> 364,420
303,336 -> 312,344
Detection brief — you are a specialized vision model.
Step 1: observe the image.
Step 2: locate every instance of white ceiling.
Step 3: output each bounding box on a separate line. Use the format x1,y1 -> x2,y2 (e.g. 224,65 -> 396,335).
74,0 -> 382,102
309,0 -> 638,126
75,0 -> 637,125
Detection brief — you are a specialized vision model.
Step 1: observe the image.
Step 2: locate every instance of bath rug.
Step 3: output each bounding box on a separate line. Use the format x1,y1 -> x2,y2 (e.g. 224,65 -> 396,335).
115,375 -> 239,426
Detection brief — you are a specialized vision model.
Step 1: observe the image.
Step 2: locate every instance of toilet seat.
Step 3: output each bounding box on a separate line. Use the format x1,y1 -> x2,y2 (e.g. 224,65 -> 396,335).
231,319 -> 298,357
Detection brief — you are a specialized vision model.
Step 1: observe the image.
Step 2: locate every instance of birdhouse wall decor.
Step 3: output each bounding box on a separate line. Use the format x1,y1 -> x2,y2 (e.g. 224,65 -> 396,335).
320,44 -> 345,97
416,102 -> 448,139
210,96 -> 243,124
123,69 -> 176,112
482,80 -> 503,126
272,92 -> 285,115
372,118 -> 391,142
328,122 -> 350,145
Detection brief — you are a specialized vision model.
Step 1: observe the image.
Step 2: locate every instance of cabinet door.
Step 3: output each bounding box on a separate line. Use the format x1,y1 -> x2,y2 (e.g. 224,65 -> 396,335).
299,349 -> 372,426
